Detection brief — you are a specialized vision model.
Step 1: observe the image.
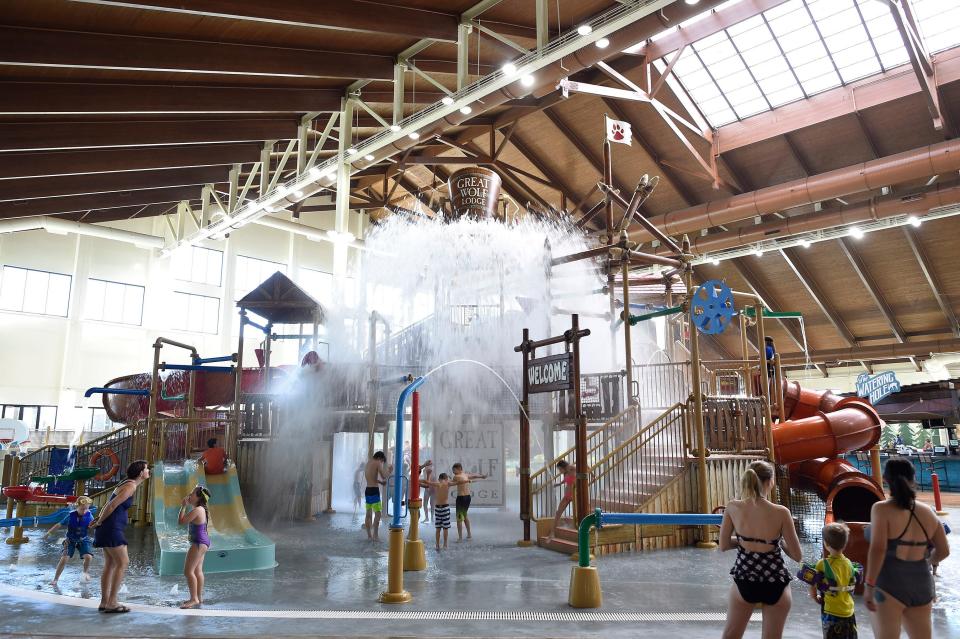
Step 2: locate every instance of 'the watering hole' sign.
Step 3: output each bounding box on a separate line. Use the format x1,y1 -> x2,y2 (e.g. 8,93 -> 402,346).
856,371 -> 901,404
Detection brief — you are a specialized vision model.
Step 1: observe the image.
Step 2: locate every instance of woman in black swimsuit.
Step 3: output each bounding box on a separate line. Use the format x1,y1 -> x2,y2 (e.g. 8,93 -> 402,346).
719,460 -> 802,639
865,457 -> 949,639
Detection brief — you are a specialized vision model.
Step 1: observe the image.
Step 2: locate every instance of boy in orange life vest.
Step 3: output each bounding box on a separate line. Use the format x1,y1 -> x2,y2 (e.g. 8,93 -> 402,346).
199,438 -> 227,475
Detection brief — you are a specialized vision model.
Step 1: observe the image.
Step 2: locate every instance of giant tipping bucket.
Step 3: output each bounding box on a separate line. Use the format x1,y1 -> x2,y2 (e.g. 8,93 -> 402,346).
447,167 -> 502,220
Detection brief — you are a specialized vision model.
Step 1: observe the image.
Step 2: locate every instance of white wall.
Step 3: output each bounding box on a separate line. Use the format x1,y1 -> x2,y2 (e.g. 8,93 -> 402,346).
0,209 -> 368,434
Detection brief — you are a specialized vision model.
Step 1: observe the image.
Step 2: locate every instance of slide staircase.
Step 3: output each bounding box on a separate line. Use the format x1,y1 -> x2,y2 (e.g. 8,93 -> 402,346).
152,461 -> 275,575
533,403 -> 688,553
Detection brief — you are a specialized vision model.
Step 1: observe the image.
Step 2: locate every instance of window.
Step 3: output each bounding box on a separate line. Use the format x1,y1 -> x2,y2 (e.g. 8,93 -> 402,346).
173,246 -> 222,286
170,291 -> 220,334
84,279 -> 144,325
0,266 -> 71,317
298,268 -> 334,307
659,0 -> 956,128
235,256 -> 286,300
1,405 -> 57,431
87,407 -> 121,432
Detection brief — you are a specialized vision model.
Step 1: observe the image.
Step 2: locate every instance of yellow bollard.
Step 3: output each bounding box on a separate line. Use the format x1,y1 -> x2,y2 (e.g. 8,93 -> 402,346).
5,500 -> 29,545
568,565 -> 602,608
378,526 -> 412,603
403,500 -> 427,572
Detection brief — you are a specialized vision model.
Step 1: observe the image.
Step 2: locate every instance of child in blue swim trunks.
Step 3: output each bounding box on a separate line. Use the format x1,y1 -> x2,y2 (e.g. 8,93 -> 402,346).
43,496 -> 94,585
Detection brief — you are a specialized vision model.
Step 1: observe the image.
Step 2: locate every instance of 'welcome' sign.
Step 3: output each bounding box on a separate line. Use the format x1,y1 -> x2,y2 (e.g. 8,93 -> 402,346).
527,353 -> 573,394
856,371 -> 901,404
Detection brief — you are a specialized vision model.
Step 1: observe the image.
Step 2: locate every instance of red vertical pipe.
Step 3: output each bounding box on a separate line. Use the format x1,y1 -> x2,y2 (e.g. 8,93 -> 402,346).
410,391 -> 420,501
932,473 -> 944,513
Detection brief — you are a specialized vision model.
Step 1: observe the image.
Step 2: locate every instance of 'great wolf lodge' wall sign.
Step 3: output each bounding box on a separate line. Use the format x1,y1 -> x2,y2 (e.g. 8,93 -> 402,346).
527,353 -> 574,394
448,167 -> 502,220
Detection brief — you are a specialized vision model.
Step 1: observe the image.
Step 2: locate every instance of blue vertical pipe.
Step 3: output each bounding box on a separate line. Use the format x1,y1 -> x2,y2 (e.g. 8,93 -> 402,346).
392,376 -> 426,529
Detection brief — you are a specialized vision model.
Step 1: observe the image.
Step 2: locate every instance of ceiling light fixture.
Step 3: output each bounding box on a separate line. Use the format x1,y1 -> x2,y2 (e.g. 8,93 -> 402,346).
711,258 -> 720,266
685,0 -> 701,5
908,215 -> 922,227
800,239 -> 811,248
293,190 -> 304,198
754,248 -> 764,257
521,74 -> 535,87
364,154 -> 375,162
460,105 -> 472,115
849,226 -> 865,239
347,147 -> 358,155
390,124 -> 401,132
595,38 -> 610,49
441,96 -> 454,106
502,62 -> 518,75
577,25 -> 592,36
408,132 -> 420,140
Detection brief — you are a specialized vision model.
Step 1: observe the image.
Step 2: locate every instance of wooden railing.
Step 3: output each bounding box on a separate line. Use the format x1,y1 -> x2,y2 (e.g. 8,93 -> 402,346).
529,404 -> 639,520
700,396 -> 768,454
587,403 -> 688,514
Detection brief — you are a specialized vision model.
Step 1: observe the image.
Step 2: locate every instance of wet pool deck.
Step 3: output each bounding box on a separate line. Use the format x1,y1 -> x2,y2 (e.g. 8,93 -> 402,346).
0,503 -> 956,638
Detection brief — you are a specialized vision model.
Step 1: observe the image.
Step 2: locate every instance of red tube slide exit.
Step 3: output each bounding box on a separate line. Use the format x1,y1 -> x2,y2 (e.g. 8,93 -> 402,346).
772,381 -> 885,566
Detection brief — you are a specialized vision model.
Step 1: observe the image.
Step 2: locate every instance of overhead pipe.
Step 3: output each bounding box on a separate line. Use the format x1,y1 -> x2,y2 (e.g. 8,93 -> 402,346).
0,215 -> 163,249
656,184 -> 960,256
631,138 -> 960,244
778,337 -> 960,365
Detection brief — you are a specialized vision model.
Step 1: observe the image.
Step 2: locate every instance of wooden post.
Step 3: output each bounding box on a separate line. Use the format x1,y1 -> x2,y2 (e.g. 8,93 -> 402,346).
739,314 -> 751,396
518,328 -> 533,546
621,258 -> 635,405
233,311 -> 246,465
754,303 -> 776,465
138,340 -> 162,527
572,314 -> 589,525
685,261 -> 715,548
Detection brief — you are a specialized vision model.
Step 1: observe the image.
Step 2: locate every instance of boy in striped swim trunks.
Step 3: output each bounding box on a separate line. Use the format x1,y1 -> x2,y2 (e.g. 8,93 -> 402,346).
424,473 -> 452,550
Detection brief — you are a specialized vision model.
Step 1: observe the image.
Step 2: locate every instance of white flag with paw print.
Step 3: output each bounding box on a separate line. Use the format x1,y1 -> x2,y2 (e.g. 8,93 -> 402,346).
605,116 -> 631,145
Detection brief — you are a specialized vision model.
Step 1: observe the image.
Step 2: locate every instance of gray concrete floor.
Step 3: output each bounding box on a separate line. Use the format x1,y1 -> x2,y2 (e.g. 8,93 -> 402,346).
0,505 -> 956,638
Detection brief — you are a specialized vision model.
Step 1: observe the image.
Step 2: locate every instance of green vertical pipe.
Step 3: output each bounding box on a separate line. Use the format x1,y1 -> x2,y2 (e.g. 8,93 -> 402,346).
578,508 -> 601,567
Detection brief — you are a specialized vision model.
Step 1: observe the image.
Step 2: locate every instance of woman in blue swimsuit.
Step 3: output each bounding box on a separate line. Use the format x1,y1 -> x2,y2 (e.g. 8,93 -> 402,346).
90,460 -> 149,613
865,458 -> 950,638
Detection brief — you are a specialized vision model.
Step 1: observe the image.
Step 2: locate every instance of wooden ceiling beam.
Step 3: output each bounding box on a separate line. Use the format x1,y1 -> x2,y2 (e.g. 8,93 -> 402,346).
69,0 -> 459,42
837,237 -> 907,344
0,143 -> 263,179
902,226 -> 960,337
779,247 -> 857,347
0,118 -> 299,152
0,82 -> 342,114
726,258 -> 807,353
0,26 -> 395,81
1,166 -> 228,201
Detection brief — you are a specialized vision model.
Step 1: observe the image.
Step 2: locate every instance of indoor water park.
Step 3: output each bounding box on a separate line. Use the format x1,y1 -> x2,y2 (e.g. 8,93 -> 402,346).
1,1 -> 959,638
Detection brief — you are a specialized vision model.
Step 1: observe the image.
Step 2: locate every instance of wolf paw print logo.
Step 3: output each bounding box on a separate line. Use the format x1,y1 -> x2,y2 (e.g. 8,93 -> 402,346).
609,121 -> 626,141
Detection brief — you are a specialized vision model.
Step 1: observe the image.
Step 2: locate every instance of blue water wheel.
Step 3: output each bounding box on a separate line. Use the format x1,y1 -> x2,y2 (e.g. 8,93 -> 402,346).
690,280 -> 735,335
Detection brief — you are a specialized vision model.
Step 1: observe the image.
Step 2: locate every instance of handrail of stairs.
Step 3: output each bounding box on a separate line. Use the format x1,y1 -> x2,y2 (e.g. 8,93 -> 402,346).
586,402 -> 688,515
529,404 -> 639,521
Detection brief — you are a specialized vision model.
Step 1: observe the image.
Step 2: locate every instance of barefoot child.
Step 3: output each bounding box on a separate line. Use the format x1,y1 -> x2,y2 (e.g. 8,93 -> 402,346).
178,486 -> 211,609
43,496 -> 94,585
450,463 -> 487,542
421,462 -> 435,524
547,461 -> 575,542
423,472 -> 451,550
808,522 -> 860,639
364,451 -> 390,541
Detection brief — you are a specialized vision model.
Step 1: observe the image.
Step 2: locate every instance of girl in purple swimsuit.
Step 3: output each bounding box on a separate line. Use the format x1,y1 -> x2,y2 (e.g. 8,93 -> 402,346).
178,485 -> 211,609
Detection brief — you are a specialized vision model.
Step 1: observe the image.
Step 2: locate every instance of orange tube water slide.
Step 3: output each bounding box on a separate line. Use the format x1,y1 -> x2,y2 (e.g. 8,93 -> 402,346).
772,381 -> 885,565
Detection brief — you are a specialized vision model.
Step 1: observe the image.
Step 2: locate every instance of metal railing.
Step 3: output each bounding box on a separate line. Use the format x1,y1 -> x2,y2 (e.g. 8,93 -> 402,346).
587,403 -> 688,514
700,396 -> 768,454
633,362 -> 691,410
529,404 -> 639,520
14,422 -> 149,496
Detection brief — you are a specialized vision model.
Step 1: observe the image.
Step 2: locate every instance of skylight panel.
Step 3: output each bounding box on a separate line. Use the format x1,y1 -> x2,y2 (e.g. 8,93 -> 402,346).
912,0 -> 960,54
